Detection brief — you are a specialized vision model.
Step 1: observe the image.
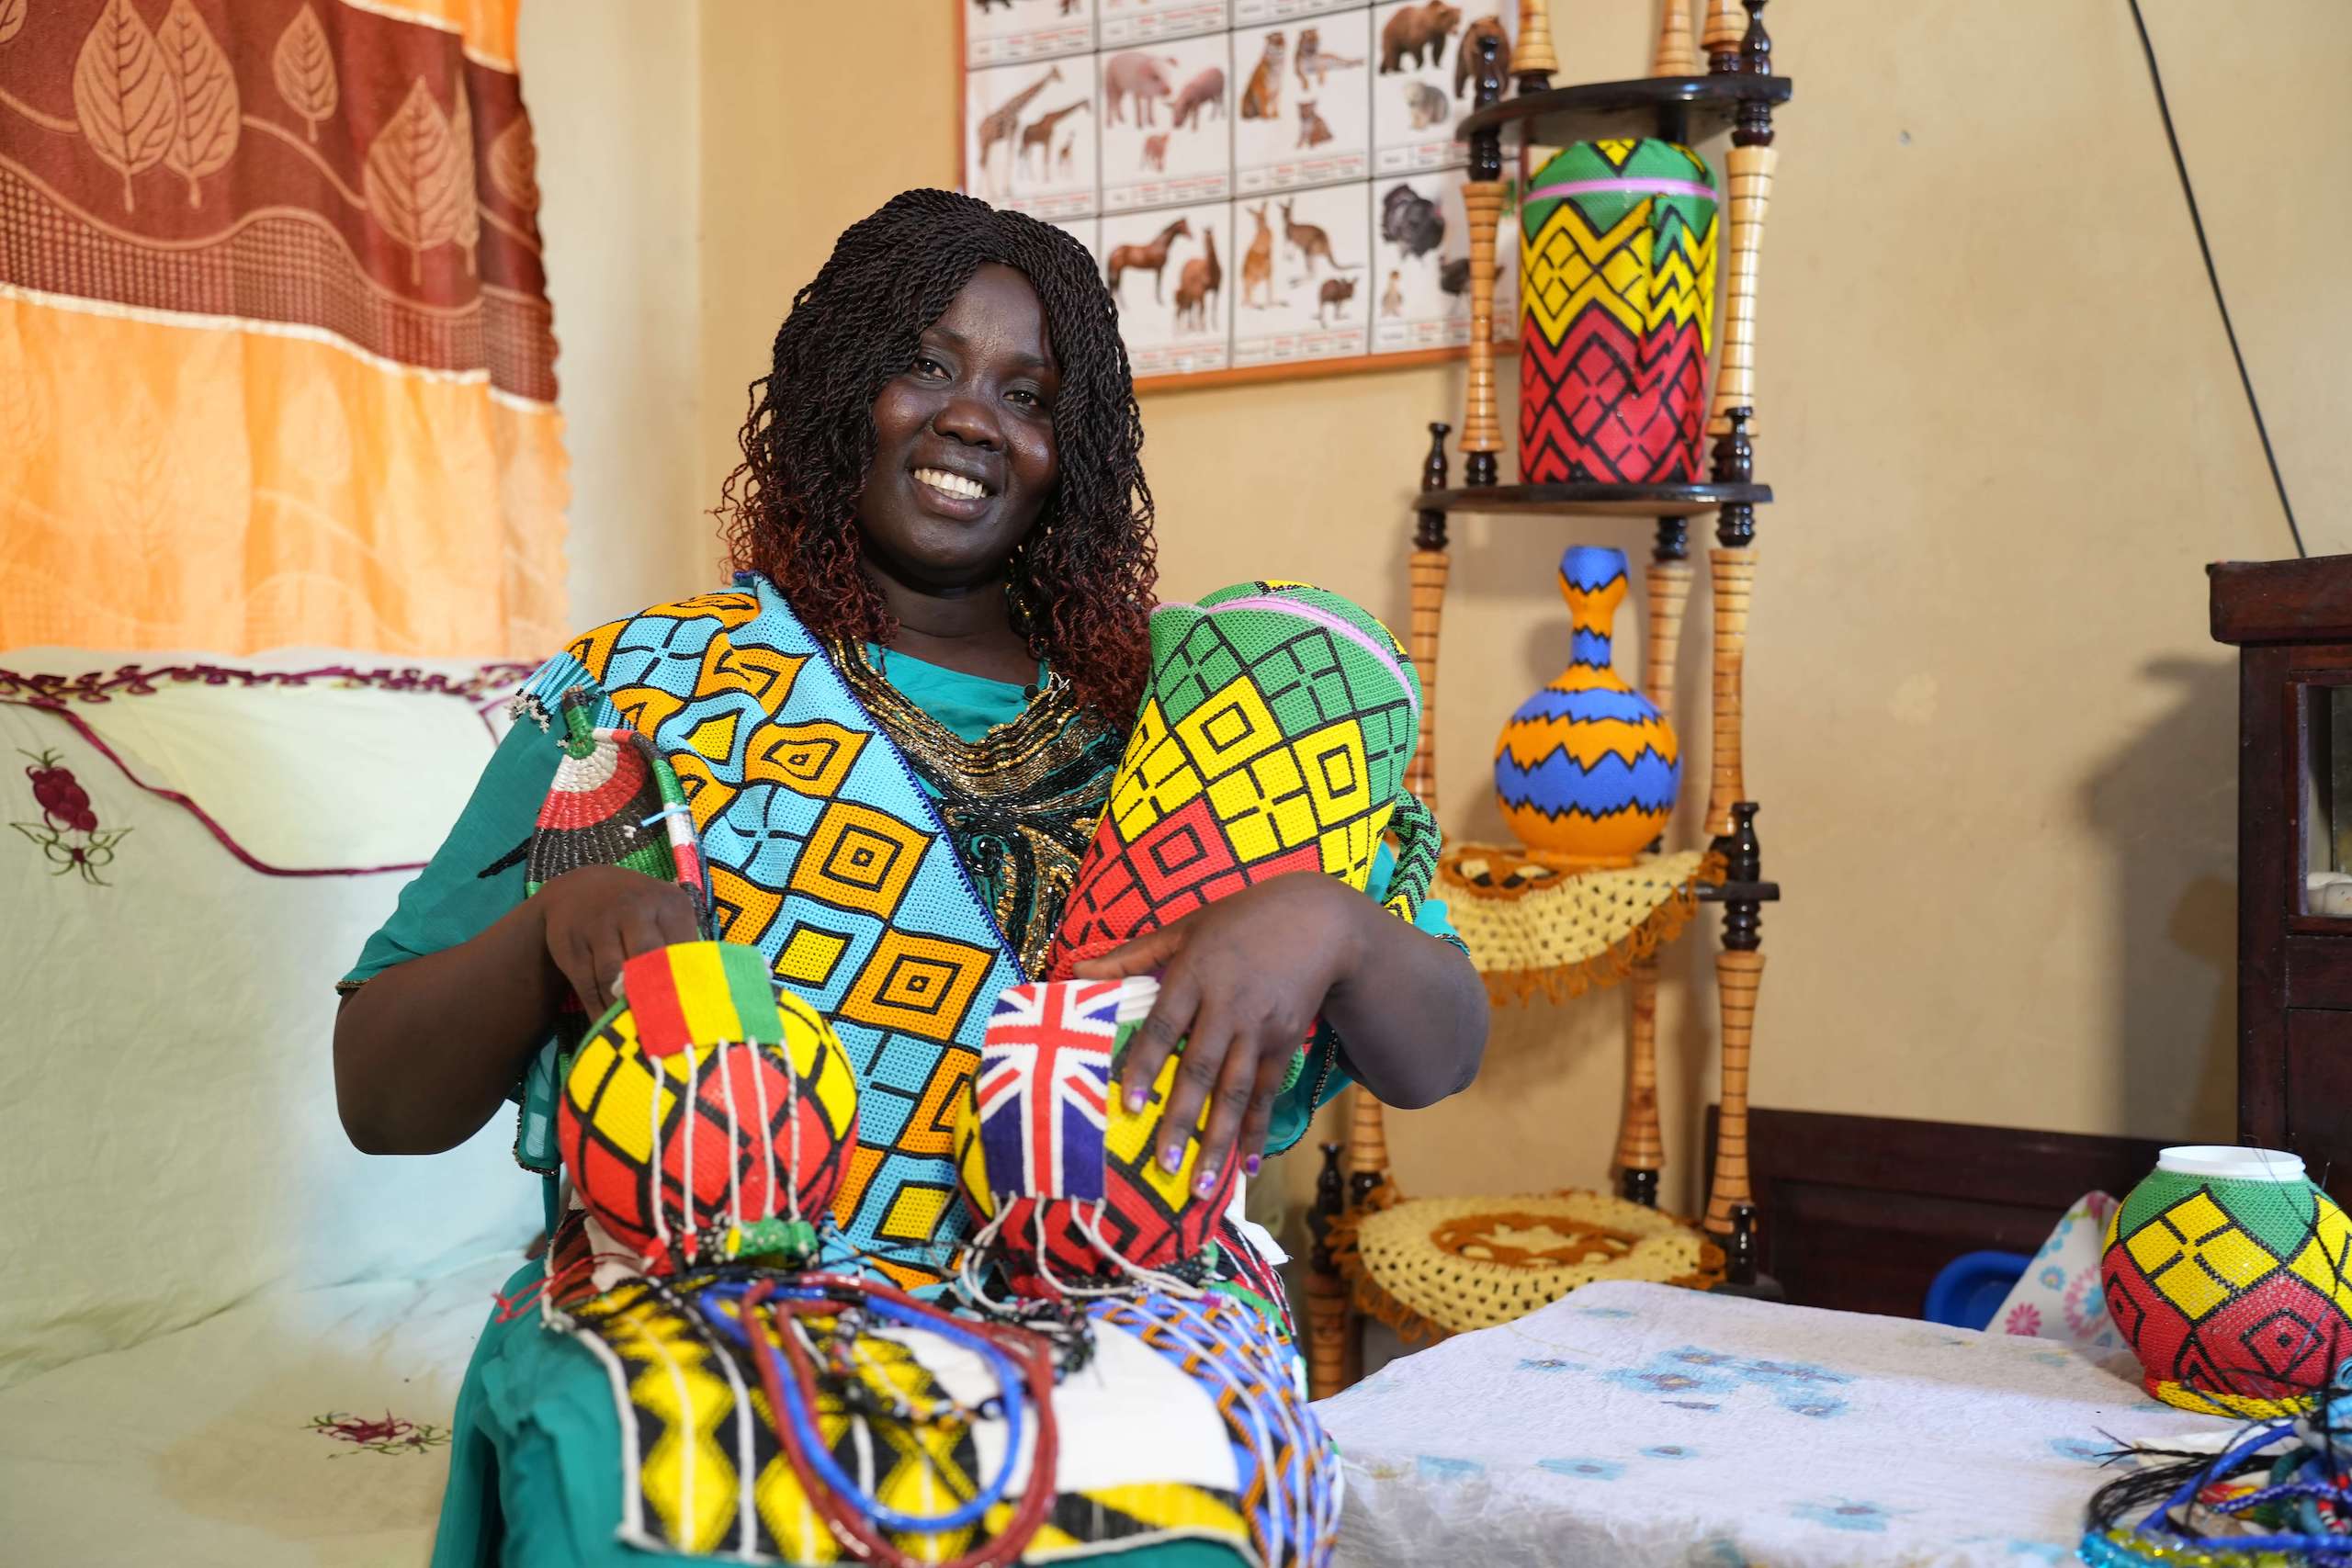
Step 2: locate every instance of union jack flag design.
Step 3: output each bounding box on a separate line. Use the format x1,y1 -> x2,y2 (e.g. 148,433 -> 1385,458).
972,980 -> 1126,1201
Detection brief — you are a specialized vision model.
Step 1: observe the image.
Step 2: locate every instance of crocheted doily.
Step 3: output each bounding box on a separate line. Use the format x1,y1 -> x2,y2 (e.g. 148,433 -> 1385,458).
1338,1190 -> 1724,1339
1438,846 -> 1721,1004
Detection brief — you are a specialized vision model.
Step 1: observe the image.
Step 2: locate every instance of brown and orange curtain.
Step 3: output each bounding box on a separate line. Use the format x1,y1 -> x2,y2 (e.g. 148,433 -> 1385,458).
0,0 -> 566,656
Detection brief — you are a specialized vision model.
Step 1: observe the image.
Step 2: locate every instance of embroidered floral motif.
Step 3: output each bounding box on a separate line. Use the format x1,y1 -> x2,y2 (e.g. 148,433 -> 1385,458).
306,1410 -> 452,1457
0,661 -> 534,707
12,750 -> 130,885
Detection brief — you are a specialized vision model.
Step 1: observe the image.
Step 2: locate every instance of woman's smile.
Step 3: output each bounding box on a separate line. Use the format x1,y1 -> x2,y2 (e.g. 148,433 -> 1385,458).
910,462 -> 998,513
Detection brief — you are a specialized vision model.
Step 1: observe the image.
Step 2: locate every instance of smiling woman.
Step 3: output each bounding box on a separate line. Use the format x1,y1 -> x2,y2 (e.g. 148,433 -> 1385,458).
329,188 -> 1485,1568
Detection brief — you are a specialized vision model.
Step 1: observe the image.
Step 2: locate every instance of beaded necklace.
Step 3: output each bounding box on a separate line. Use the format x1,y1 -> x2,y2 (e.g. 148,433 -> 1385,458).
828,639 -> 1123,976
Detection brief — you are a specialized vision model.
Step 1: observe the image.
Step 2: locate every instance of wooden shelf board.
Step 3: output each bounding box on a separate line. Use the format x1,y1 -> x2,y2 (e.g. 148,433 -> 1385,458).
1460,73 -> 1795,148
1419,481 -> 1772,517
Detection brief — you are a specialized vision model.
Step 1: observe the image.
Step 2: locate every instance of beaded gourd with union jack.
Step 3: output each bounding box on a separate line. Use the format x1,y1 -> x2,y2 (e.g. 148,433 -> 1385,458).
952,976 -> 1232,1297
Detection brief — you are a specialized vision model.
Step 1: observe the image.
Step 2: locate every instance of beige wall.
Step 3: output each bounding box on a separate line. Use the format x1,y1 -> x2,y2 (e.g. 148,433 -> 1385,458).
517,0 -> 707,629
535,1 -> 2349,1229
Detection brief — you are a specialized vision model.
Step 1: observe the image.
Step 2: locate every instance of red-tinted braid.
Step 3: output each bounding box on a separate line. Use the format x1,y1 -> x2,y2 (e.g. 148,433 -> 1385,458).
716,190 -> 1156,724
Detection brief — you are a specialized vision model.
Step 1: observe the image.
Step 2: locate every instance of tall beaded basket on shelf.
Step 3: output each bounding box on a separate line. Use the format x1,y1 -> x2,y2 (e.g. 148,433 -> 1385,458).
1518,138 -> 1719,484
2100,1145 -> 2352,1418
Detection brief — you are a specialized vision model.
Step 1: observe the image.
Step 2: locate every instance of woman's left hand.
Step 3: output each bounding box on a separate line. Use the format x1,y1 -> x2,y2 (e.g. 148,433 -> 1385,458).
1072,873 -> 1374,1198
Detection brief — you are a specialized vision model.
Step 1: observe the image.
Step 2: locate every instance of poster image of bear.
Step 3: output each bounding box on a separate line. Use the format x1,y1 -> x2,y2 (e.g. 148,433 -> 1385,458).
1231,10 -> 1371,197
1104,200 -> 1234,376
966,0 -> 1097,69
1100,34 -> 1233,212
1370,0 -> 1512,176
1232,181 -> 1371,367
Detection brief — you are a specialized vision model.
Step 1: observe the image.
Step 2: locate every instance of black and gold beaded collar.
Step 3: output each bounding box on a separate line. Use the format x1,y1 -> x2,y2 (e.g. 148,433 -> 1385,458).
826,639 -> 1125,976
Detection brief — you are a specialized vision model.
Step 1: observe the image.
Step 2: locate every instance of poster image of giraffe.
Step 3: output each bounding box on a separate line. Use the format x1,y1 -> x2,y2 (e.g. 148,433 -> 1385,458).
965,0 -> 1098,67
1012,87 -> 1100,217
1231,10 -> 1370,197
967,61 -> 1096,217
1098,33 -> 1231,213
1102,201 -> 1232,376
1369,0 -> 1512,176
1231,181 -> 1369,367
1099,0 -> 1229,49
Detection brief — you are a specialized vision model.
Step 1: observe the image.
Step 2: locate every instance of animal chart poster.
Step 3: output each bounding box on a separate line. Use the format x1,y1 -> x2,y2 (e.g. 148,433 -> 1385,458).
961,0 -> 1514,386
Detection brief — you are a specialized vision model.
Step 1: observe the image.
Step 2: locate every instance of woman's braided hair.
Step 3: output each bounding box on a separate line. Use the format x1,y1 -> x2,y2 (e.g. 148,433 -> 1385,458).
718,189 -> 1156,723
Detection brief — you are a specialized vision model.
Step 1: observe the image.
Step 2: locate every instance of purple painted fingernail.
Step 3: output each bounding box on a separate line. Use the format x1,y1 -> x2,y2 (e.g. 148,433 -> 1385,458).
1193,1166 -> 1220,1196
1127,1089 -> 1148,1112
1161,1145 -> 1185,1172
1245,1155 -> 1261,1177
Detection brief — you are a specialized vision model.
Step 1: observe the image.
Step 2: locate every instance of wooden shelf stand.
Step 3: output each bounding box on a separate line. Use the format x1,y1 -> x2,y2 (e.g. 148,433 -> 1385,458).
1304,0 -> 1792,1399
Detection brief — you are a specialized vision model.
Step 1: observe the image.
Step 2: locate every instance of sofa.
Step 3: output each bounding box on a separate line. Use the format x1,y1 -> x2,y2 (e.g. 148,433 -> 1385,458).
0,649 -> 546,1565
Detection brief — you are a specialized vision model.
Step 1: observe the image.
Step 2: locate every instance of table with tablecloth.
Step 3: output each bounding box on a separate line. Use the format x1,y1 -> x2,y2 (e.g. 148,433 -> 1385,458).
1315,1280 -> 2236,1567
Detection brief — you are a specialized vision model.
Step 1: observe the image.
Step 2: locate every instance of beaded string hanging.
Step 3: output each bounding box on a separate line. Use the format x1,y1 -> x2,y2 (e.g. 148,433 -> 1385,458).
691,1273 -> 1064,1568
2084,1357 -> 2352,1566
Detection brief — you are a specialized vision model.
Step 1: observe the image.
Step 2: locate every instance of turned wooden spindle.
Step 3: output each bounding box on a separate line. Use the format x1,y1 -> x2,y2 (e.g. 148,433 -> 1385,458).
1708,2 -> 1776,438
1615,953 -> 1665,1206
1513,0 -> 1557,92
1653,0 -> 1700,77
1645,547 -> 1693,729
1703,0 -> 1746,73
1461,33 -> 1507,488
1708,145 -> 1775,438
1702,953 -> 1765,1234
1704,804 -> 1765,1235
1346,1081 -> 1392,1210
1406,424 -> 1451,807
1461,180 -> 1506,486
1305,1142 -> 1351,1399
1703,547 -> 1754,841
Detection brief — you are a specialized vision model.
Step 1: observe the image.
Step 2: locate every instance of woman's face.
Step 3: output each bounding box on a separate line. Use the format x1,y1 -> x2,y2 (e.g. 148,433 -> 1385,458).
856,263 -> 1061,594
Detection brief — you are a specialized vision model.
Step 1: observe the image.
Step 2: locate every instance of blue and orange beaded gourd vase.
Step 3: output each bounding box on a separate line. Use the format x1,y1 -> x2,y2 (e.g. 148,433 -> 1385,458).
1494,547 -> 1679,867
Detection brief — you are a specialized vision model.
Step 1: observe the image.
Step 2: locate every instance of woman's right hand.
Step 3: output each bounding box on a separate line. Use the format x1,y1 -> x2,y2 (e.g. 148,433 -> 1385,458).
537,864 -> 703,1016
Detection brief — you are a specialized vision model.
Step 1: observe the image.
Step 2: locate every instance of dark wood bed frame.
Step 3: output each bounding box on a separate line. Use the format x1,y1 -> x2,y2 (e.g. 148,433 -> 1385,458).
1714,1107 -> 2173,1319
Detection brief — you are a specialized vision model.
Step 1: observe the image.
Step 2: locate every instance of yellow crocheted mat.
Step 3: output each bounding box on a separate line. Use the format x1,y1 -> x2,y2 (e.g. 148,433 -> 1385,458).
1335,1190 -> 1724,1340
1439,846 -> 1722,1004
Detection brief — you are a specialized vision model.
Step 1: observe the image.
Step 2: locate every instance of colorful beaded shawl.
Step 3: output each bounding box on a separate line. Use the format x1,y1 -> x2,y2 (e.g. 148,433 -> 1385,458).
514,575 -> 1114,1290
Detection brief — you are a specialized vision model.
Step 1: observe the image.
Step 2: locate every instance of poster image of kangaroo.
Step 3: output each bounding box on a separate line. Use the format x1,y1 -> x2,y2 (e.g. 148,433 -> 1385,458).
1233,180 -> 1371,367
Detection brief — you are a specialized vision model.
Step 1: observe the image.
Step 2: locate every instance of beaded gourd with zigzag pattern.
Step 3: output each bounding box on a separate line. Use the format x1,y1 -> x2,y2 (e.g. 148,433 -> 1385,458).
1495,547 -> 1679,866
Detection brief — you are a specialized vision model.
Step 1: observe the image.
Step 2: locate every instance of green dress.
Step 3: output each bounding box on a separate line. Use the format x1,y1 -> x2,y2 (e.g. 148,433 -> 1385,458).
349,646 -> 1453,1568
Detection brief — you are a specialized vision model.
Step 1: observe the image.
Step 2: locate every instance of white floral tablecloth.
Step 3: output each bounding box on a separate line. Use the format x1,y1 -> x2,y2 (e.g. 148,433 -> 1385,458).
1315,1280 -> 2237,1568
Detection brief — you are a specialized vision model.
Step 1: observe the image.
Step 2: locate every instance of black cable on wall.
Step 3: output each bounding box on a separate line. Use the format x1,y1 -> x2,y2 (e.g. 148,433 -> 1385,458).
2128,0 -> 2306,559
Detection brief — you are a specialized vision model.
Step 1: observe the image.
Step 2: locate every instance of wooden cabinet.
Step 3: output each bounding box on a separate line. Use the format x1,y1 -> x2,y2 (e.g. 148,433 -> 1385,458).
2211,555 -> 2352,1201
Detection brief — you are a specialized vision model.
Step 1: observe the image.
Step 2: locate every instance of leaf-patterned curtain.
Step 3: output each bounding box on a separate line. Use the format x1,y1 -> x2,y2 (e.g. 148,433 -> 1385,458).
0,0 -> 566,657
